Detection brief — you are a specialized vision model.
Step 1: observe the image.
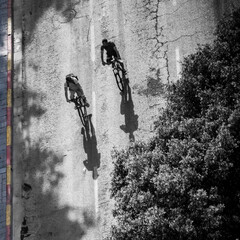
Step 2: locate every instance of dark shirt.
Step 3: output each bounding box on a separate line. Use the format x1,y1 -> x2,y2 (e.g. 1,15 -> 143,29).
101,42 -> 116,56
65,77 -> 80,91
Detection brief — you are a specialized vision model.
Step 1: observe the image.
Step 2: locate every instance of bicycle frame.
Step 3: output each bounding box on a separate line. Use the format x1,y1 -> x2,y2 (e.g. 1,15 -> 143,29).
71,97 -> 88,127
110,59 -> 125,92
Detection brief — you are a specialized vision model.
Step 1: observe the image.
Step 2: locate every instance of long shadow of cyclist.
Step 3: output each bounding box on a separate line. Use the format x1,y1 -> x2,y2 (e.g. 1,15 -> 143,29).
81,115 -> 101,180
120,76 -> 139,142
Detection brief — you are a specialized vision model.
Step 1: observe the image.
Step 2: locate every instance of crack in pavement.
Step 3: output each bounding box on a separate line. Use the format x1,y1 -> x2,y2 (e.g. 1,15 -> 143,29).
157,0 -> 191,18
168,31 -> 206,43
136,0 -> 209,88
163,45 -> 170,85
139,0 -> 171,85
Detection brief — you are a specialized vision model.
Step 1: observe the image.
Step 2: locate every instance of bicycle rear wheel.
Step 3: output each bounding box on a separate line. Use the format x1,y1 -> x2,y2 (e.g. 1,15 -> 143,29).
75,98 -> 88,128
82,106 -> 89,130
77,107 -> 85,126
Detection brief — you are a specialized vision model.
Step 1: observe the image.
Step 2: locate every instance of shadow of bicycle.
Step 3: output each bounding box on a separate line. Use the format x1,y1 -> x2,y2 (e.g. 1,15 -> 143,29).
81,115 -> 101,180
119,75 -> 139,142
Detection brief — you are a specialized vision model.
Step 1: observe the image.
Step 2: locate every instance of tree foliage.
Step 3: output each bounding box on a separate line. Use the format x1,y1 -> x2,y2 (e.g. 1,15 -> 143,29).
108,9 -> 240,240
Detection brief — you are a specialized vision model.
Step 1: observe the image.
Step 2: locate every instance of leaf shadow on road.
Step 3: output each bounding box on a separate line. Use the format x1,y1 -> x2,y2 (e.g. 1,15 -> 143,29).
120,76 -> 139,142
82,115 -> 101,180
22,0 -> 89,44
135,67 -> 165,97
13,63 -> 96,240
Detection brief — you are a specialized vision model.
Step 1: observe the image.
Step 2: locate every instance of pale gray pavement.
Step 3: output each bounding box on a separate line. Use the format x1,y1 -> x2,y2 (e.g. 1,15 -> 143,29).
11,0 -> 240,240
0,0 -> 8,238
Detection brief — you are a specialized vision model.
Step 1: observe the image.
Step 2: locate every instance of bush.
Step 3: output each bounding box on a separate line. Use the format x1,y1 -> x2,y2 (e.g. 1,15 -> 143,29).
108,8 -> 240,240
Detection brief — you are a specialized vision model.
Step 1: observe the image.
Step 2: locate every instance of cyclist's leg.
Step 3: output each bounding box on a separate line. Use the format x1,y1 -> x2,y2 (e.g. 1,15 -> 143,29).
76,84 -> 84,97
106,55 -> 113,65
70,90 -> 78,109
113,52 -> 125,72
76,87 -> 90,107
113,51 -> 119,59
70,90 -> 75,100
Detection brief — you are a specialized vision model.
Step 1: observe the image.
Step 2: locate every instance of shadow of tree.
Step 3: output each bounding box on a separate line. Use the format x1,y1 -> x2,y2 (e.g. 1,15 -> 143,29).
22,0 -> 90,45
120,77 -> 139,142
136,67 -> 165,97
20,144 -> 94,240
13,0 -> 98,238
13,61 -> 96,239
82,115 -> 101,180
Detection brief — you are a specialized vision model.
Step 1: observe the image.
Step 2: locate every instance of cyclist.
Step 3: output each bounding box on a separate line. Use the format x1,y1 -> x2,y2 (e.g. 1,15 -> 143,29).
101,39 -> 122,66
64,73 -> 90,107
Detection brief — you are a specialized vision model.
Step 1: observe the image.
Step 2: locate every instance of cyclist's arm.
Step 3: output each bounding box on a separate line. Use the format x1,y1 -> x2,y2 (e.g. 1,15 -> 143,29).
113,46 -> 121,59
73,78 -> 78,85
64,82 -> 70,102
101,47 -> 105,64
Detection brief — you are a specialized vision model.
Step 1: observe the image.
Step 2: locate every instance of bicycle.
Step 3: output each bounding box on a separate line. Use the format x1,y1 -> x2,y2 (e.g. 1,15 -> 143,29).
71,97 -> 89,128
110,59 -> 125,92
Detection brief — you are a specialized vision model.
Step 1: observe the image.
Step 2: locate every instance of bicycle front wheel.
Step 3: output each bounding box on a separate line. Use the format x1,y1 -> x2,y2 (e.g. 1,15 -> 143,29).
114,71 -> 124,92
77,108 -> 85,126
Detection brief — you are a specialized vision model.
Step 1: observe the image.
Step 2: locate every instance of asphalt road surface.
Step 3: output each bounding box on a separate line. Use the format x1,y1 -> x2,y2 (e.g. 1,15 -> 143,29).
12,0 -> 240,239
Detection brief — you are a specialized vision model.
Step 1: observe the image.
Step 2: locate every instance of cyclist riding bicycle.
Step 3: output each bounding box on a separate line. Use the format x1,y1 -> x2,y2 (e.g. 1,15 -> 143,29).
101,39 -> 122,66
64,73 -> 90,107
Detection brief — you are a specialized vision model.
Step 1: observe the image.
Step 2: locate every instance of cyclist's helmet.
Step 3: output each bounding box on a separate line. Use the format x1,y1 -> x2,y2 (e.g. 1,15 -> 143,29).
66,73 -> 74,80
66,73 -> 78,83
102,39 -> 108,44
66,73 -> 78,81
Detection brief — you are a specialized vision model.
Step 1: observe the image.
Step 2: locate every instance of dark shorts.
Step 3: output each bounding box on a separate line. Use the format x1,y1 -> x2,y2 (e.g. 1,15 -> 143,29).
106,52 -> 118,63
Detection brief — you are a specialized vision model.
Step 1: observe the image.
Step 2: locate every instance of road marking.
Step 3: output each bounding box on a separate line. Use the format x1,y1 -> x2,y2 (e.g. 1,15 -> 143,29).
8,18 -> 12,34
90,24 -> 95,62
7,54 -> 11,71
7,89 -> 11,107
175,47 -> 181,79
6,205 -> 11,226
92,91 -> 97,128
90,0 -> 98,217
92,91 -> 99,215
94,178 -> 99,214
90,0 -> 95,62
7,126 -> 11,146
6,166 -> 11,185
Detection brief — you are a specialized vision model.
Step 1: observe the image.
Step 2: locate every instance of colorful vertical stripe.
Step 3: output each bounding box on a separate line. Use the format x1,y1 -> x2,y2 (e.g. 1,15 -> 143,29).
6,0 -> 12,238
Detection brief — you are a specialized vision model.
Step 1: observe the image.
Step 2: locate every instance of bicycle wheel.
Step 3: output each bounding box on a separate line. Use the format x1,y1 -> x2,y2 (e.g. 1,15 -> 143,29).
83,105 -> 89,129
116,61 -> 124,72
115,73 -> 124,91
80,106 -> 89,128
77,107 -> 86,126
114,71 -> 124,92
74,97 -> 87,127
